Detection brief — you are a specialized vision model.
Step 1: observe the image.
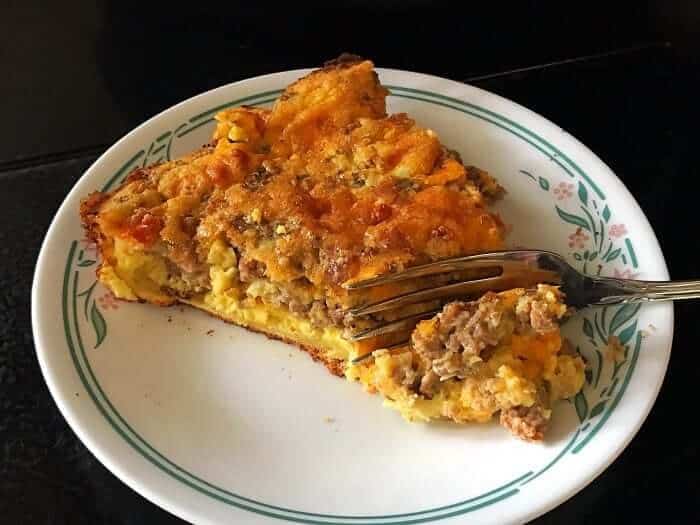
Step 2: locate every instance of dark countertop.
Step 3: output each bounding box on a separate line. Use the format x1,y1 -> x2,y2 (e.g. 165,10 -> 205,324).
1,3 -> 698,523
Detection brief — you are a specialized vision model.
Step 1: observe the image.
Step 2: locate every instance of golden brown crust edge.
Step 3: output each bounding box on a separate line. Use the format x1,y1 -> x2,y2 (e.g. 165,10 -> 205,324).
80,191 -> 109,245
182,301 -> 347,377
228,319 -> 346,377
113,296 -> 348,377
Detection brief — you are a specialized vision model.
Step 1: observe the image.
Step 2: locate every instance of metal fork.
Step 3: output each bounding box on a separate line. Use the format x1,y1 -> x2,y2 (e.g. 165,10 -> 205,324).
344,249 -> 700,344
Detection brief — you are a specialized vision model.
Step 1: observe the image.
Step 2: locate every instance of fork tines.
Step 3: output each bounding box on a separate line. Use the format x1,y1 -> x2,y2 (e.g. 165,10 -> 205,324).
343,251 -> 562,342
344,253 -> 509,290
348,308 -> 441,341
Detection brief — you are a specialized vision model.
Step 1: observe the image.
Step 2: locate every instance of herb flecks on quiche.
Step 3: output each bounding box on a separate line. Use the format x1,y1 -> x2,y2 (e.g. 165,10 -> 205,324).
80,56 -> 583,439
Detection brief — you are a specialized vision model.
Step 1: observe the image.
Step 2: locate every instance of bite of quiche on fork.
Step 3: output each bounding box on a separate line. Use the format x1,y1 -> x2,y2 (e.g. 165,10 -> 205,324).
80,55 -> 584,440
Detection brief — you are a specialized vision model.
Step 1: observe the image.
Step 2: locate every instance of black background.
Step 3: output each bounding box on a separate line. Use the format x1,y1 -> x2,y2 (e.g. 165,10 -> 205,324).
1,2 -> 699,523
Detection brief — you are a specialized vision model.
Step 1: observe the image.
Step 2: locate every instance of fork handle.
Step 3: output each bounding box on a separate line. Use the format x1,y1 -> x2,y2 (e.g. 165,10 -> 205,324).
586,277 -> 700,305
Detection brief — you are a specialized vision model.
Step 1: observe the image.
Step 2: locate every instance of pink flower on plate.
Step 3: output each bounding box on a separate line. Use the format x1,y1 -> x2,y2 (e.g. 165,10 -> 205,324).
568,228 -> 590,249
97,291 -> 119,310
608,224 -> 627,238
613,268 -> 639,279
80,235 -> 98,256
553,182 -> 574,200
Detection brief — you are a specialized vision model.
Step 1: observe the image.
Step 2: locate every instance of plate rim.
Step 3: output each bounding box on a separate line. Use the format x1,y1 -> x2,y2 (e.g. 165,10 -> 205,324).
32,66 -> 673,525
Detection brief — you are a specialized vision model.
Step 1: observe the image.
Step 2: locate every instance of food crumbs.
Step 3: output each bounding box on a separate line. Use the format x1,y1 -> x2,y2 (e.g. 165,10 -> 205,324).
206,329 -> 215,336
323,417 -> 335,423
648,324 -> 657,332
167,316 -> 172,323
605,335 -> 626,363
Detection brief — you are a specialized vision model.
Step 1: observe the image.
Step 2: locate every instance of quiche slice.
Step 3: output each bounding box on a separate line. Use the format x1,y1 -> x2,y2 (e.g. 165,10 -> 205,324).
80,56 -> 584,439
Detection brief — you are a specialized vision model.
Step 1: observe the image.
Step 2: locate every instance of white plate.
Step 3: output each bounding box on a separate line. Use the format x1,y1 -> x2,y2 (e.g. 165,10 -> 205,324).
32,68 -> 672,524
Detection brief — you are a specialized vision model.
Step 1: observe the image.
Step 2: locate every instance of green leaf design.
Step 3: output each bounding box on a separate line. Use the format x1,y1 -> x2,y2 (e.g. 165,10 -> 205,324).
577,181 -> 588,205
141,142 -> 155,168
608,377 -> 621,398
605,248 -> 621,262
588,251 -> 598,260
602,205 -> 611,223
589,401 -> 606,419
593,348 -> 603,387
573,253 -> 583,261
574,391 -> 589,423
598,219 -> 606,251
77,259 -> 96,267
555,206 -> 590,231
76,280 -> 97,298
90,302 -> 107,349
583,317 -> 594,339
618,320 -> 638,345
609,303 -> 641,335
584,369 -> 593,385
77,281 -> 98,321
593,310 -> 607,343
538,176 -> 550,191
580,205 -> 598,237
